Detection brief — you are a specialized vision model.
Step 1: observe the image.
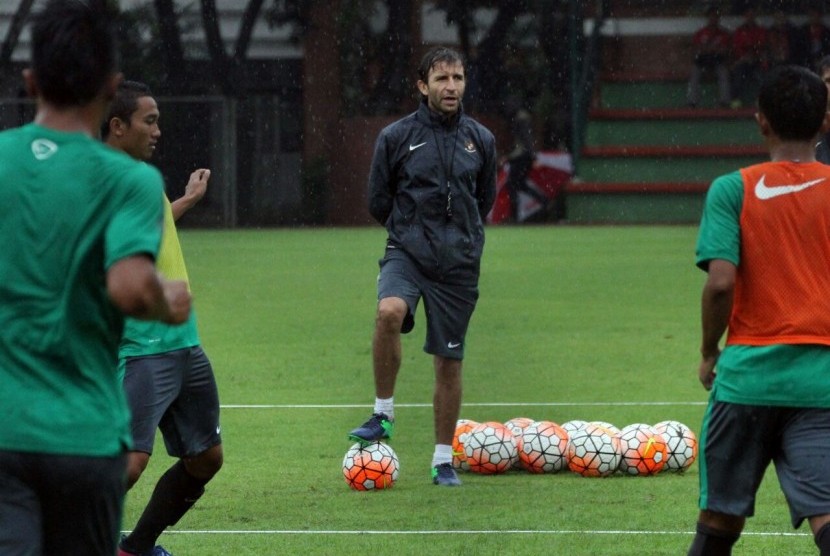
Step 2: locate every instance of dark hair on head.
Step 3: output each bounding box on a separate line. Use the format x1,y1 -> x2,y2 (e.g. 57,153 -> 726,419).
417,46 -> 465,83
30,0 -> 118,107
101,80 -> 153,139
758,65 -> 827,141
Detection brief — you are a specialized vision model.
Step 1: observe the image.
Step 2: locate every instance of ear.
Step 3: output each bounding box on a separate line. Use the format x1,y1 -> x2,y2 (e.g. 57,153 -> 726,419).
416,79 -> 428,97
109,117 -> 128,137
22,69 -> 37,99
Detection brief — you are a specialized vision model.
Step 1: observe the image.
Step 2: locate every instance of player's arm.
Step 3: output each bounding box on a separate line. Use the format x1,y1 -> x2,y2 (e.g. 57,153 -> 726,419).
171,168 -> 210,221
368,132 -> 395,225
107,255 -> 191,324
699,258 -> 736,390
477,131 -> 498,218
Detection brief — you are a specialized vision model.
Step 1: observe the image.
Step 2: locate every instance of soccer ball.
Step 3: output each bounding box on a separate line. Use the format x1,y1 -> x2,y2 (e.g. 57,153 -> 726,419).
654,420 -> 698,472
617,423 -> 667,476
567,423 -> 621,477
504,417 -> 534,468
561,419 -> 588,438
452,419 -> 479,471
518,420 -> 569,473
464,421 -> 517,474
504,417 -> 534,437
342,441 -> 399,490
589,420 -> 621,436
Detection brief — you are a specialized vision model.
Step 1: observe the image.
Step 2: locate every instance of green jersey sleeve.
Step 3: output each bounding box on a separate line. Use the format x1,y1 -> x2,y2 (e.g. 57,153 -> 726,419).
105,163 -> 165,269
696,171 -> 743,271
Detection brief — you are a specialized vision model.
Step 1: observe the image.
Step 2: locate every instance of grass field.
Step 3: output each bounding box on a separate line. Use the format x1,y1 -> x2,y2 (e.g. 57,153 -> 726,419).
122,225 -> 815,555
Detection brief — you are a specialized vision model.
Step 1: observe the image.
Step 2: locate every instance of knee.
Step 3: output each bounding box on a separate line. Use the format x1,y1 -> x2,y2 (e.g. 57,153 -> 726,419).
376,299 -> 406,332
184,445 -> 223,481
126,452 -> 150,489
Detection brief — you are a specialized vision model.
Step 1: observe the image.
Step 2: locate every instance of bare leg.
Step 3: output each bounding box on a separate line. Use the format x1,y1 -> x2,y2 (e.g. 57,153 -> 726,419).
433,356 -> 462,445
373,297 -> 407,398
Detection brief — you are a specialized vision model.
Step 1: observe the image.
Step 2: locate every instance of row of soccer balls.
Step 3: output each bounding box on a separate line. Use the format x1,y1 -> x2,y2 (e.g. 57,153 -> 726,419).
341,418 -> 698,490
456,418 -> 699,478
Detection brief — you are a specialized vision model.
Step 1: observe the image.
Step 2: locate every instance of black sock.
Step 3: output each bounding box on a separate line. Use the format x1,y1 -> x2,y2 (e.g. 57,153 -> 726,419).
687,522 -> 740,556
815,522 -> 830,555
122,460 -> 208,554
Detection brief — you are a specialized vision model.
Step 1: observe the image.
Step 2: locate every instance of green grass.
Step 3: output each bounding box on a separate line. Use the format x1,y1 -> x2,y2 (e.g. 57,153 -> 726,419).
123,226 -> 814,555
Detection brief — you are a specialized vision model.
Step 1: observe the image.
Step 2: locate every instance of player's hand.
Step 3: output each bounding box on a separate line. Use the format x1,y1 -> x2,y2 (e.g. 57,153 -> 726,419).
161,279 -> 191,324
184,168 -> 210,204
698,352 -> 719,391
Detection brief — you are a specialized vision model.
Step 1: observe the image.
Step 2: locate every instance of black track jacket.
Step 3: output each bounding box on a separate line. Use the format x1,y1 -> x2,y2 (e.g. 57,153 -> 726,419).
368,101 -> 497,284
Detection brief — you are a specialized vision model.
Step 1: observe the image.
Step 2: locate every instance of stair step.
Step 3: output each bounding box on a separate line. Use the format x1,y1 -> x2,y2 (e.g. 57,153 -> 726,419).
567,181 -> 708,194
582,145 -> 765,157
591,107 -> 756,120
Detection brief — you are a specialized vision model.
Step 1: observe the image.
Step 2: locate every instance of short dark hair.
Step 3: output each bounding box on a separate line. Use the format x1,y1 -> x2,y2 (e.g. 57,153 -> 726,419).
417,46 -> 465,83
30,0 -> 118,107
758,65 -> 827,141
101,80 -> 153,139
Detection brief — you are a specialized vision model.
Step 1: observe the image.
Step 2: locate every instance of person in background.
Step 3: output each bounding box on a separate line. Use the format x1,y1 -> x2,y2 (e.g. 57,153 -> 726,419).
689,64 -> 830,556
348,46 -> 496,487
687,5 -> 732,108
102,81 -> 223,556
767,10 -> 800,67
0,2 -> 190,554
730,7 -> 767,108
502,94 -> 542,222
798,6 -> 830,70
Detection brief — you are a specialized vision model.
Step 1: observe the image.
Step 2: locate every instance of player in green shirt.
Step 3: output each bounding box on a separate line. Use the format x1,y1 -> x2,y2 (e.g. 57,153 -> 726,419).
102,81 -> 223,556
0,2 -> 191,554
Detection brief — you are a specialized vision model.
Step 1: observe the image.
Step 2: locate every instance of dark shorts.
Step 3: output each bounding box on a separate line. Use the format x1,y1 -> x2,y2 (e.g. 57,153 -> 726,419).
0,450 -> 125,555
698,400 -> 830,528
377,248 -> 479,360
123,346 -> 222,458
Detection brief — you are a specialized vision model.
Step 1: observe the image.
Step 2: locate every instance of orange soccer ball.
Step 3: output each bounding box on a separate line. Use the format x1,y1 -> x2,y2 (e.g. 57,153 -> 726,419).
567,423 -> 621,477
464,421 -> 517,474
342,441 -> 399,491
452,419 -> 480,471
654,420 -> 699,472
618,423 -> 668,476
518,420 -> 570,473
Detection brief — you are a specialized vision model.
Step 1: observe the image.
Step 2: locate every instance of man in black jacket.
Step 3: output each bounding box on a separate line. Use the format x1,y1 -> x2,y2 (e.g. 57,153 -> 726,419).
348,46 -> 497,486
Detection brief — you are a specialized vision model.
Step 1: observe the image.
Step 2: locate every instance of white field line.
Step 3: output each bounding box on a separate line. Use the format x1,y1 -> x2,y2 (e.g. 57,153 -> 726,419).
220,402 -> 707,409
157,529 -> 807,537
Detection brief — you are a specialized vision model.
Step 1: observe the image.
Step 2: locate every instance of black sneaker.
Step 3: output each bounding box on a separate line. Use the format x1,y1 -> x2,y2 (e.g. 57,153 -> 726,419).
432,462 -> 461,486
348,412 -> 394,443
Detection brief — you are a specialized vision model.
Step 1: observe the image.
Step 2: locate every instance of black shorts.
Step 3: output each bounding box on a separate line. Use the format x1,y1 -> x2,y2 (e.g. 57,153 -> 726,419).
123,346 -> 222,458
698,399 -> 830,528
377,248 -> 479,360
0,450 -> 125,555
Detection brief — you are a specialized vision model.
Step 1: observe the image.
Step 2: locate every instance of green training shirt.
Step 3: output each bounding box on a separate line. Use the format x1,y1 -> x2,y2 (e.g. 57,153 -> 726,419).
696,170 -> 830,407
119,191 -> 199,361
0,124 -> 164,456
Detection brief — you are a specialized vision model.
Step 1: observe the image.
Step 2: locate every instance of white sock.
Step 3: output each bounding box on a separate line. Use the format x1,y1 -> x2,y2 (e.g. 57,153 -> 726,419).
432,444 -> 453,467
374,397 -> 394,420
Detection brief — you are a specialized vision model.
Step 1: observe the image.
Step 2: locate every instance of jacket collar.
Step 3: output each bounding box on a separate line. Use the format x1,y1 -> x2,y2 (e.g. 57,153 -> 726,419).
417,98 -> 462,129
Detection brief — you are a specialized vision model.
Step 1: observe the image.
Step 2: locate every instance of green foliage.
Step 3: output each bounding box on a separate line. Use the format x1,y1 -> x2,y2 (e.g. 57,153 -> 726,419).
123,227 -> 814,555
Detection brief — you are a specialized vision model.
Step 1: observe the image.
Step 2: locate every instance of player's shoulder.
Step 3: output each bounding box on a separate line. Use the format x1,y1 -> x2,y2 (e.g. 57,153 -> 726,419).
461,114 -> 495,147
379,111 -> 419,139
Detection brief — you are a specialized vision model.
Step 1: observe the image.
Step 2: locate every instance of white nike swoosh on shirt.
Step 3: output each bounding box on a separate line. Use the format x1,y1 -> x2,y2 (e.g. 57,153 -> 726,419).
754,174 -> 826,200
409,142 -> 427,151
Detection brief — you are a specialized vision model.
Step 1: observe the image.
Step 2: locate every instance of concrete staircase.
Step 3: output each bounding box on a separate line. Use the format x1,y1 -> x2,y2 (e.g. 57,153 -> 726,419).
566,75 -> 766,224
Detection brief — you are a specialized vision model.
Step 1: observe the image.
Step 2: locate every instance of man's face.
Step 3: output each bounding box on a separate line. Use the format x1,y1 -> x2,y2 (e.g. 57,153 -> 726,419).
417,61 -> 465,116
120,95 -> 160,161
